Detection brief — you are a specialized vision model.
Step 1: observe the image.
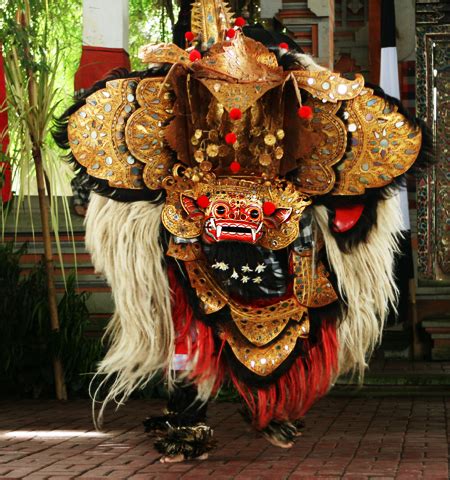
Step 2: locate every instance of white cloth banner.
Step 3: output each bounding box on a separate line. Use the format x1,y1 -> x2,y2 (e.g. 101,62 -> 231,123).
380,46 -> 410,230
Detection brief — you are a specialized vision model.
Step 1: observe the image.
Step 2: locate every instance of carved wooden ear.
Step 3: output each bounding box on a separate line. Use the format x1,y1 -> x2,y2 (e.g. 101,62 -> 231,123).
273,208 -> 292,224
263,207 -> 292,229
181,194 -> 204,218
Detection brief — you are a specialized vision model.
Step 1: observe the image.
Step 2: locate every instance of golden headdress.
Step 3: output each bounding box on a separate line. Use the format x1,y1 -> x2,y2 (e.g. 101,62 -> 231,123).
68,0 -> 421,250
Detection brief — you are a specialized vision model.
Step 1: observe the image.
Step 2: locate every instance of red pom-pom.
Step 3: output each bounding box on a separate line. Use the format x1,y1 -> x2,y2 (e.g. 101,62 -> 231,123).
185,31 -> 195,42
279,42 -> 289,50
225,132 -> 237,144
263,201 -> 276,216
230,161 -> 241,174
197,195 -> 210,209
189,50 -> 202,62
297,105 -> 313,120
229,108 -> 242,121
234,17 -> 246,27
226,28 -> 236,39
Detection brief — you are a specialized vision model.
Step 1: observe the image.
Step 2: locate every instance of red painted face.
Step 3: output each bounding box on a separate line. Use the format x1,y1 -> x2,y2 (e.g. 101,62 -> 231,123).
203,198 -> 264,244
180,192 -> 294,245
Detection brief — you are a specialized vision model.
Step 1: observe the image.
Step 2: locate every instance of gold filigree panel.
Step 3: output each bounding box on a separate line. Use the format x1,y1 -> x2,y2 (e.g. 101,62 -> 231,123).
291,71 -> 365,103
184,258 -> 229,314
259,184 -> 311,250
68,78 -> 144,189
333,89 -> 422,195
125,78 -> 176,190
292,251 -> 337,307
166,239 -> 202,261
284,98 -> 347,194
139,43 -> 190,65
198,78 -> 282,114
230,297 -> 306,347
191,0 -> 234,47
220,317 -> 309,377
195,36 -> 283,83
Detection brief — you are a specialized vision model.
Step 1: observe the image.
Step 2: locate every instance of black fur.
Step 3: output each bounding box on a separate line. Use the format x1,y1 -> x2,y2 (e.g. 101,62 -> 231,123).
143,382 -> 207,434
243,23 -> 302,54
153,424 -> 215,459
202,241 -> 290,302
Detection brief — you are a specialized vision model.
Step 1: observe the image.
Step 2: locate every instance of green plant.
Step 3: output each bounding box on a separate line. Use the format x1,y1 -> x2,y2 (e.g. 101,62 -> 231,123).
0,242 -> 103,397
129,0 -> 178,70
0,0 -> 77,399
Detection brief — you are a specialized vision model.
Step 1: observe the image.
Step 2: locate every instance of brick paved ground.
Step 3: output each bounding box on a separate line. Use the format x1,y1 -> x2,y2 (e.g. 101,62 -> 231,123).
0,396 -> 448,480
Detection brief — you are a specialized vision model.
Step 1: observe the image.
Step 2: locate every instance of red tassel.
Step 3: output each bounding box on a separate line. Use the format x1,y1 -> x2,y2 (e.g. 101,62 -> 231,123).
229,107 -> 242,121
234,17 -> 246,27
197,195 -> 210,209
225,132 -> 237,144
297,105 -> 313,120
189,50 -> 202,62
230,161 -> 241,173
226,28 -> 236,39
263,201 -> 276,216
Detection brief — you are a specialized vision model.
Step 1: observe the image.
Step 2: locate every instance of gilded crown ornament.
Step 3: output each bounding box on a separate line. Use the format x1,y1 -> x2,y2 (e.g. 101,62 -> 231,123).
68,6 -> 421,249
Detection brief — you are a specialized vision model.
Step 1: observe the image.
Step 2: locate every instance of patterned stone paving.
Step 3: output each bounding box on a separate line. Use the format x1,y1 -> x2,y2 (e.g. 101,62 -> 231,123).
0,396 -> 448,479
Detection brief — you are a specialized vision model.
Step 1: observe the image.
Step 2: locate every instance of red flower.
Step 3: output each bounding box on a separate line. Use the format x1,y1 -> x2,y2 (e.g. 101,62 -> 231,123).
197,195 -> 210,209
297,105 -> 313,120
234,17 -> 246,27
279,42 -> 289,50
185,31 -> 195,42
227,28 -> 236,39
225,132 -> 237,144
230,161 -> 241,173
189,50 -> 202,62
229,108 -> 242,121
263,201 -> 276,216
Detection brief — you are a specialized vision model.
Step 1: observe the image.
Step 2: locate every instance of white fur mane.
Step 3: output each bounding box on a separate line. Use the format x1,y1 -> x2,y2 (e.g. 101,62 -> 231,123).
85,193 -> 174,426
314,195 -> 402,380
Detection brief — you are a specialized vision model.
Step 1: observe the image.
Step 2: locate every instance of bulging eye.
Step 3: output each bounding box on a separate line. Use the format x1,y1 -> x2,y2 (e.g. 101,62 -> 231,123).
213,204 -> 228,217
249,209 -> 260,219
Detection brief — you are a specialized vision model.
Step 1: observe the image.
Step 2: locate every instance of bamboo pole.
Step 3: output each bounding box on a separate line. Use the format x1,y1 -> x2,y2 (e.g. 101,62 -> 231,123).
17,6 -> 67,401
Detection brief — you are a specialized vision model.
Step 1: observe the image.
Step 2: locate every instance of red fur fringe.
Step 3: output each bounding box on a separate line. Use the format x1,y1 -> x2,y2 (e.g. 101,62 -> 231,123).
168,266 -> 224,392
168,266 -> 338,429
229,318 -> 338,429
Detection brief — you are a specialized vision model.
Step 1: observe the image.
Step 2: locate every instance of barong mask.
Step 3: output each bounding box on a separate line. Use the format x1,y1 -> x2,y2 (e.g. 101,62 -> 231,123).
67,0 -> 421,252
63,0 -> 425,422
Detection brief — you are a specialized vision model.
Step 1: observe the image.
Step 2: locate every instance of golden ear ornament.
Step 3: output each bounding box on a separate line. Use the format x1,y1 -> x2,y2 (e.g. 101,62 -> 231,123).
331,89 -> 422,195
68,78 -> 144,189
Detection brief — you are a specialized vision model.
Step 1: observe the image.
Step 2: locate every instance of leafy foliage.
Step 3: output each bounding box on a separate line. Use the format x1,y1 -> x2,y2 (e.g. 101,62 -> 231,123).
129,0 -> 177,70
0,0 -> 78,278
0,242 -> 103,397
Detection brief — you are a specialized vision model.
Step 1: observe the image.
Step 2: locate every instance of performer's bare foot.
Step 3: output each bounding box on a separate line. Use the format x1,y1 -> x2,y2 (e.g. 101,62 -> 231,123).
159,453 -> 209,463
263,434 -> 294,449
